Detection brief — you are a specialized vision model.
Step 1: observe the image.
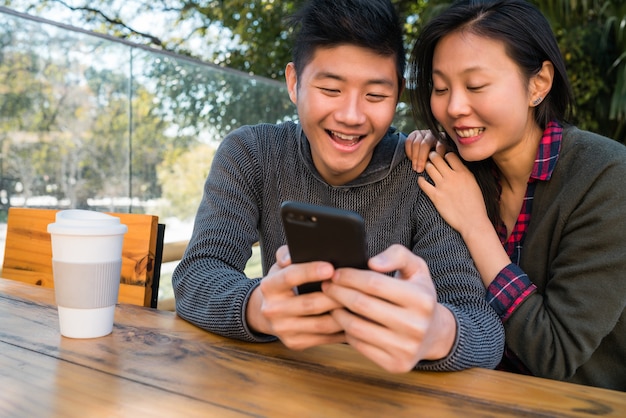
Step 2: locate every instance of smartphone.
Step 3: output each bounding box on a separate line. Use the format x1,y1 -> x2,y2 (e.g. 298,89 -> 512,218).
280,201 -> 368,294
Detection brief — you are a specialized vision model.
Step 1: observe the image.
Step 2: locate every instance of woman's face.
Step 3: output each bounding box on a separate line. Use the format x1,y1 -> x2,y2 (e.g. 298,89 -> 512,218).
430,31 -> 541,163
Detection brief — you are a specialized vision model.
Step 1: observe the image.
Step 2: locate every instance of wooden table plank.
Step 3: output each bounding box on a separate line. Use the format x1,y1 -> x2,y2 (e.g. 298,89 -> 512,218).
1,278 -> 625,417
0,342 -> 249,418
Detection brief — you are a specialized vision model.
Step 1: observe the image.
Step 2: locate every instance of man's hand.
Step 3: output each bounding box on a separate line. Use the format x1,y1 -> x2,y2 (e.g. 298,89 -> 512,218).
323,244 -> 457,372
246,245 -> 346,350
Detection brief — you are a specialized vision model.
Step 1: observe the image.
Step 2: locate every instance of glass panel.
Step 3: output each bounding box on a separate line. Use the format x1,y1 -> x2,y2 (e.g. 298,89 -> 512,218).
0,13 -> 133,214
0,8 -> 414,305
0,10 -> 298,236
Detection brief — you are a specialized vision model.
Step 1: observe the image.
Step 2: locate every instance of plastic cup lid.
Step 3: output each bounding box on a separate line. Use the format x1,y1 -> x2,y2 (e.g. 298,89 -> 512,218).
47,209 -> 128,236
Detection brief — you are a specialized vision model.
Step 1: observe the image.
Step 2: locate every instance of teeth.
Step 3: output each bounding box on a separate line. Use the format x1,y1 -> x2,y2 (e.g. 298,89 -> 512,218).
455,127 -> 484,138
331,131 -> 360,141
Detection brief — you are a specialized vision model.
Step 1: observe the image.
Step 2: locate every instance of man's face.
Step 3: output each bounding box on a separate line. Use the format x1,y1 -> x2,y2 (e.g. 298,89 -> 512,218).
286,45 -> 400,186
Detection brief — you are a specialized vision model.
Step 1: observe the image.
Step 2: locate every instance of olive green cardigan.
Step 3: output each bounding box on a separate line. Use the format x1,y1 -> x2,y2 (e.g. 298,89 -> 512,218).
509,126 -> 626,391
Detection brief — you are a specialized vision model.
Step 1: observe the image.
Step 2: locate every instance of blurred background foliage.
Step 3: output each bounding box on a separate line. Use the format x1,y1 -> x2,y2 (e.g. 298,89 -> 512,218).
2,0 -> 621,143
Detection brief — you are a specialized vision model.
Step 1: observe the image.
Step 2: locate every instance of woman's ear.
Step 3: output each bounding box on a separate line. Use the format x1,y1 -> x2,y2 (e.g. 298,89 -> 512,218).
285,62 -> 298,104
529,60 -> 554,107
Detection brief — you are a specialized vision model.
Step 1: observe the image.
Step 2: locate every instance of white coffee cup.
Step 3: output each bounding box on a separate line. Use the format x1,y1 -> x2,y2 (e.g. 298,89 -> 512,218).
47,209 -> 128,338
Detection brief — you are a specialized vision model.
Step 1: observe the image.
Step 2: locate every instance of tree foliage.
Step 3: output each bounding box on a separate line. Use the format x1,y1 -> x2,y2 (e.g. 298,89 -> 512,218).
535,0 -> 626,142
0,16 -> 175,215
0,8 -> 307,221
157,142 -> 214,220
3,0 -> 623,142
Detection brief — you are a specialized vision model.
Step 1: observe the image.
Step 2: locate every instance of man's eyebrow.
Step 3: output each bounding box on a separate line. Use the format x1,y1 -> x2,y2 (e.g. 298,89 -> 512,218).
313,71 -> 395,88
313,71 -> 343,81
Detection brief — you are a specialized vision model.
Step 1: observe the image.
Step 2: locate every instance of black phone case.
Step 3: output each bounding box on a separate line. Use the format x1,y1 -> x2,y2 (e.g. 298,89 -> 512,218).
280,201 -> 368,294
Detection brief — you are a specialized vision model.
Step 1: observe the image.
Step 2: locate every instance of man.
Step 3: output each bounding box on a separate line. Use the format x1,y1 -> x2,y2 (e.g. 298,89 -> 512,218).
173,0 -> 504,372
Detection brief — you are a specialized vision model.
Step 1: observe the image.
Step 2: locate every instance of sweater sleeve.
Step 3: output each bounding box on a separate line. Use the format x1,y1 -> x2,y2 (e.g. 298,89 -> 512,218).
172,127 -> 277,342
411,192 -> 505,371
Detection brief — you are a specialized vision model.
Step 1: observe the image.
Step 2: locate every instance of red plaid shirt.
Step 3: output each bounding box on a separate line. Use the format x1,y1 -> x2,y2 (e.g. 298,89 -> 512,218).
486,121 -> 562,374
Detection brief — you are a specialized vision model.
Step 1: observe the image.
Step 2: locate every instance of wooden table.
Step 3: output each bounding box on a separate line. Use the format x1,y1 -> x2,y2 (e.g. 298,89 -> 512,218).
1,278 -> 624,417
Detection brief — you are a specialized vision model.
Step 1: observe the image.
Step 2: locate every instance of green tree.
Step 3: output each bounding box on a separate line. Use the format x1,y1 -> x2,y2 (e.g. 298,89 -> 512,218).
3,0 -> 624,142
146,54 -> 295,140
157,142 -> 215,220
3,0 -> 428,80
536,0 -> 626,142
0,16 -> 183,213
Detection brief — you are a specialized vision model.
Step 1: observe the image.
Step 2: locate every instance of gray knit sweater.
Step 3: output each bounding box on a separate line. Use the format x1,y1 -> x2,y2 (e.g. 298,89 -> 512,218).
173,121 -> 504,371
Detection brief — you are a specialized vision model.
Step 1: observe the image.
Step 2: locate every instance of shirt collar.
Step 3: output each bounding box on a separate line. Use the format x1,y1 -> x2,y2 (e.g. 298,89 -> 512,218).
530,120 -> 562,181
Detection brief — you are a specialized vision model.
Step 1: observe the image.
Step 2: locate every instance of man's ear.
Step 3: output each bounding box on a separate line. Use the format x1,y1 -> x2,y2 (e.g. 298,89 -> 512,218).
530,60 -> 554,107
285,62 -> 298,104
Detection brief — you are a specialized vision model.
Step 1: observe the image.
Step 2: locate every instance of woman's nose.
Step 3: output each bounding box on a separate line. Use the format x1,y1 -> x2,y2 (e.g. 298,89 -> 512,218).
446,90 -> 471,118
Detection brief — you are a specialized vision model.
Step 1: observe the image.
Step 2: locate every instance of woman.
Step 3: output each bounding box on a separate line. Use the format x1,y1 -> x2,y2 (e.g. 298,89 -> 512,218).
406,0 -> 626,391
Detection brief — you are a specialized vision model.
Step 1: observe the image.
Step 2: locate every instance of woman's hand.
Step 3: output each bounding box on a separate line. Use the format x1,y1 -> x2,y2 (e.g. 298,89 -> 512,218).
418,151 -> 487,235
405,130 -> 447,173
